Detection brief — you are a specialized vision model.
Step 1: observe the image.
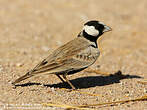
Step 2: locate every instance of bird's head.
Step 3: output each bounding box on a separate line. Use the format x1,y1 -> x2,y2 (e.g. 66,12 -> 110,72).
80,20 -> 112,41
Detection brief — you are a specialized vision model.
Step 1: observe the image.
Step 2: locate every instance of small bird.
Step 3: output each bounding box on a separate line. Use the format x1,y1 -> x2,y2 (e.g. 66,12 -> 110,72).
12,20 -> 112,89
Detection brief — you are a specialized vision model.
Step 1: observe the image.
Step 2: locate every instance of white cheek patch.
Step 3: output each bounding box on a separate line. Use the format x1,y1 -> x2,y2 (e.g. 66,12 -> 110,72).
83,25 -> 99,36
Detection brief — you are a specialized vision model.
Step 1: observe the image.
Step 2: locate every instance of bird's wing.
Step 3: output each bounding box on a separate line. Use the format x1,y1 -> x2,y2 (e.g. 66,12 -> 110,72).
29,37 -> 98,74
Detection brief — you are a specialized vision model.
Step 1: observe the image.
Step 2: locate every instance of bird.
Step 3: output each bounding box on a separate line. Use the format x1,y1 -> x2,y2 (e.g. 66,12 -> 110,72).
12,20 -> 112,89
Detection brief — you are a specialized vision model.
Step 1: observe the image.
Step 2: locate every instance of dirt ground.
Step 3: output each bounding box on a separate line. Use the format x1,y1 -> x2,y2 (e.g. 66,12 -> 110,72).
0,0 -> 147,109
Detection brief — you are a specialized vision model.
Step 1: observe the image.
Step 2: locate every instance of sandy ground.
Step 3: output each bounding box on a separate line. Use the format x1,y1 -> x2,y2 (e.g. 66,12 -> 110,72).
0,0 -> 147,109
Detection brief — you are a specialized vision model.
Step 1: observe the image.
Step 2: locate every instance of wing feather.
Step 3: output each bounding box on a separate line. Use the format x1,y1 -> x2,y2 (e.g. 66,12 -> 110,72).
30,37 -> 92,74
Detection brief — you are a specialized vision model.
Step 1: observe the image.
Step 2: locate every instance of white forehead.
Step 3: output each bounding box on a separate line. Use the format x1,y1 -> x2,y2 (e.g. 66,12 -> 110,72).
83,25 -> 99,36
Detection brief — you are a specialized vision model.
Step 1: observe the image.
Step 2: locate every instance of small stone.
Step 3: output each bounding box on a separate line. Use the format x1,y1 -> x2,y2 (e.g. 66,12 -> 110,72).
50,87 -> 55,92
16,63 -> 24,67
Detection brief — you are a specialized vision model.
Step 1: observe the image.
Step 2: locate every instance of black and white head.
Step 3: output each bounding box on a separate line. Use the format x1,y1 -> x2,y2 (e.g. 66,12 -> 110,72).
80,20 -> 112,41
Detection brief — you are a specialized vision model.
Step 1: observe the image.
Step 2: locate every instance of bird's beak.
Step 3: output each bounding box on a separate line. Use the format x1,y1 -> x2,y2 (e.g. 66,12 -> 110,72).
103,25 -> 112,32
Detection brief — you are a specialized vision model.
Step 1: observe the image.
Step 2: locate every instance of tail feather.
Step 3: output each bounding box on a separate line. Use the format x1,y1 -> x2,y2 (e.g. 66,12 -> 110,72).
12,72 -> 33,85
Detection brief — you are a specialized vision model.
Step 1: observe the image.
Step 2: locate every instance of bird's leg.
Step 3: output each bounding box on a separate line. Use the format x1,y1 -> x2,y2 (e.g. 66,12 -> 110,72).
63,73 -> 76,90
56,74 -> 66,83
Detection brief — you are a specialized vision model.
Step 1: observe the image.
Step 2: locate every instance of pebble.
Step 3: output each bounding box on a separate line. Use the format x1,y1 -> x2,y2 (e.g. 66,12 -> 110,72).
16,63 -> 24,67
50,87 -> 55,92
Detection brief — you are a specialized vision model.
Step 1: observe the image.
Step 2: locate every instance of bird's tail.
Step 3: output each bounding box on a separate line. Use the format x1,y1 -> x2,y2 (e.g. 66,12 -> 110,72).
12,72 -> 34,85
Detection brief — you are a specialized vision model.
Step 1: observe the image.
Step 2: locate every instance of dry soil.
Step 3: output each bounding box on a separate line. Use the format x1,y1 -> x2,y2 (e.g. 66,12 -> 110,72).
0,0 -> 147,110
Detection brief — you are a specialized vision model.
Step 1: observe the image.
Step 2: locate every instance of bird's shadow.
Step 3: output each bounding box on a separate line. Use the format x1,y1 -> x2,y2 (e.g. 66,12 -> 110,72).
14,70 -> 142,89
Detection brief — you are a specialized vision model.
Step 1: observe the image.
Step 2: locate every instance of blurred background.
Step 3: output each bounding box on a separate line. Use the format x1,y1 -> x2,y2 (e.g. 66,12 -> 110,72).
0,0 -> 146,109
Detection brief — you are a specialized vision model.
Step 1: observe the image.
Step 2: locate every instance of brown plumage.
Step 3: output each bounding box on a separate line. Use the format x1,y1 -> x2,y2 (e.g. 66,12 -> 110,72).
12,20 -> 111,89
